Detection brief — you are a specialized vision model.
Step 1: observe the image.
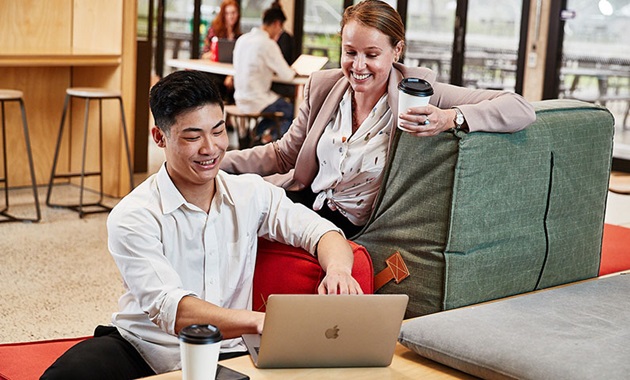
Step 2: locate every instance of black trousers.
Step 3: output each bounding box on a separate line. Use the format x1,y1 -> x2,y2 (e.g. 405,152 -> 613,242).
285,189 -> 364,238
40,326 -> 155,380
40,325 -> 248,380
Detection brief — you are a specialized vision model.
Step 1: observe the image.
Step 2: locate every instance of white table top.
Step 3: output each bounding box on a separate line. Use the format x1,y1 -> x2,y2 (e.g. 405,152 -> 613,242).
166,59 -> 309,86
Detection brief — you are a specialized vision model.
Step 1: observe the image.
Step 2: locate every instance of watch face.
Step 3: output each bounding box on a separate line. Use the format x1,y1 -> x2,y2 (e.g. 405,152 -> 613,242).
455,109 -> 464,126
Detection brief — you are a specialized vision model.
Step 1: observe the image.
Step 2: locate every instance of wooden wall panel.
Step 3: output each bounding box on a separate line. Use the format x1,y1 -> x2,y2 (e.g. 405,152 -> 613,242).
0,0 -> 72,51
120,0 -> 138,194
0,67 -> 71,187
0,0 -> 136,197
72,0 -> 123,53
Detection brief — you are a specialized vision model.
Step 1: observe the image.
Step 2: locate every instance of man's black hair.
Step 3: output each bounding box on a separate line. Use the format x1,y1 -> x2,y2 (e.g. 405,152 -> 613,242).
262,6 -> 286,25
149,70 -> 224,134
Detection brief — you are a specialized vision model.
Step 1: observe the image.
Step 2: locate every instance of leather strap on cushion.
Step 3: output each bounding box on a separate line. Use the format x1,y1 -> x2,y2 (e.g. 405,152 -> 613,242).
373,251 -> 410,292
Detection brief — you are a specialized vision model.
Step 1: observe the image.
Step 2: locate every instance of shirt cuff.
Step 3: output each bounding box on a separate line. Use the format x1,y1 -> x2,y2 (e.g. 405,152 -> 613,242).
150,288 -> 197,336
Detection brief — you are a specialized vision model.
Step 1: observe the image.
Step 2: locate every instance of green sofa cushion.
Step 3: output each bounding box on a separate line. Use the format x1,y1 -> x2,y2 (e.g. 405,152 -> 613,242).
355,99 -> 615,317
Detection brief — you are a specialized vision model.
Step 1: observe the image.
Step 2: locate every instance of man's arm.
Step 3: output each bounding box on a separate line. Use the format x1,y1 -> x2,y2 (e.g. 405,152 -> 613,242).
175,297 -> 264,338
315,231 -> 364,295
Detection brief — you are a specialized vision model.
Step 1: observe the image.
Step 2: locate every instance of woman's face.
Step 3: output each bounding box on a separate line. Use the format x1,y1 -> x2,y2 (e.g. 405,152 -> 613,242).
340,20 -> 402,96
224,5 -> 239,28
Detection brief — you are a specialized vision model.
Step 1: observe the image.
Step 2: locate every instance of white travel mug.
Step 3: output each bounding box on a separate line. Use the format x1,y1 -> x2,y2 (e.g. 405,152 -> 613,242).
179,324 -> 222,380
397,78 -> 434,132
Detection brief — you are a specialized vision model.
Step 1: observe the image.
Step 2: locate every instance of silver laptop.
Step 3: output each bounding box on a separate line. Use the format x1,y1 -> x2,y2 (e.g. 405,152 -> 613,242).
241,294 -> 409,368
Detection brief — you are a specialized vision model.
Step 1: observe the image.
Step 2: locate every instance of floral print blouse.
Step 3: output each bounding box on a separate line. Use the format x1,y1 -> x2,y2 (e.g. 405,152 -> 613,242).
311,88 -> 392,226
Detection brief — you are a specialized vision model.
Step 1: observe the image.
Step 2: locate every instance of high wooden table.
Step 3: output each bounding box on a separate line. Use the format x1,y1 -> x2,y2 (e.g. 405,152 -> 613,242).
141,342 -> 475,379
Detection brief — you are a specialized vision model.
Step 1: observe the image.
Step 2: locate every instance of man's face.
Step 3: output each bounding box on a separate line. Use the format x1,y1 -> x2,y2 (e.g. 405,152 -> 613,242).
152,103 -> 229,195
270,20 -> 284,40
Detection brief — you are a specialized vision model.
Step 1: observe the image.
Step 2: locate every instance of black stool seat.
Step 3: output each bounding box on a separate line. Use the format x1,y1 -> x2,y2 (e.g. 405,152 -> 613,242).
0,89 -> 41,223
46,87 -> 134,218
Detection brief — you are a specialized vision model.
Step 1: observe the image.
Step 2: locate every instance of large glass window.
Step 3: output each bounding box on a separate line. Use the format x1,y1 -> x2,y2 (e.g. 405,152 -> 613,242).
559,0 -> 630,129
138,0 -> 151,39
240,0 -> 274,32
303,0 -> 344,67
463,0 -> 521,91
159,0 -> 223,73
404,1 -> 456,83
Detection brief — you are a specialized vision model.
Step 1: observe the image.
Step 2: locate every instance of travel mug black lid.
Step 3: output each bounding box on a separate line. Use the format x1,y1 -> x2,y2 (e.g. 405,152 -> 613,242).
398,78 -> 434,96
178,324 -> 223,345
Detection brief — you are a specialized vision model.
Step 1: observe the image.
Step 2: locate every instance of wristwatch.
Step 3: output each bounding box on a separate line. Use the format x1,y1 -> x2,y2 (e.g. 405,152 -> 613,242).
453,107 -> 466,131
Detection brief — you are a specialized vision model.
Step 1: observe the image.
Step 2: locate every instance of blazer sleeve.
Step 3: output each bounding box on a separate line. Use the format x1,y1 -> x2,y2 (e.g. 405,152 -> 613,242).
430,81 -> 536,133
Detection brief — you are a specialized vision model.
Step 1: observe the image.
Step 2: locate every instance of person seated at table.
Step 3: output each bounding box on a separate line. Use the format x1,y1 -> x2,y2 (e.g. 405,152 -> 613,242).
201,0 -> 242,104
233,4 -> 296,143
221,0 -> 536,237
40,70 -> 362,380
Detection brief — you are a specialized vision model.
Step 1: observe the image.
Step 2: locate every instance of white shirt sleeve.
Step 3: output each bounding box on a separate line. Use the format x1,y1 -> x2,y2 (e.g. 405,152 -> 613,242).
234,173 -> 341,255
264,40 -> 295,82
107,206 -> 197,336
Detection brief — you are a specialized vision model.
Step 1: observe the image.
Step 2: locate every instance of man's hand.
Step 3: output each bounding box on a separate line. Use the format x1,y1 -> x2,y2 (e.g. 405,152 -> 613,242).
318,265 -> 364,294
315,231 -> 364,295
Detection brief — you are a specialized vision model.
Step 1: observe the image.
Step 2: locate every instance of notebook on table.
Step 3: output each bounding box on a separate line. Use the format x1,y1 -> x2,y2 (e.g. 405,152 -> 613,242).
241,294 -> 409,368
290,54 -> 329,77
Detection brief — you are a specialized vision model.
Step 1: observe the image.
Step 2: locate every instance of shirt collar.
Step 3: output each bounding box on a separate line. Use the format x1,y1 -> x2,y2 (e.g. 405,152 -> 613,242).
156,163 -> 187,214
156,164 -> 236,215
214,171 -> 236,208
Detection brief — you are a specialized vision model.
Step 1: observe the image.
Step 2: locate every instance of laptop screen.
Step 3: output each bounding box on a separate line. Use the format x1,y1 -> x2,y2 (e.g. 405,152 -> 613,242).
217,39 -> 236,63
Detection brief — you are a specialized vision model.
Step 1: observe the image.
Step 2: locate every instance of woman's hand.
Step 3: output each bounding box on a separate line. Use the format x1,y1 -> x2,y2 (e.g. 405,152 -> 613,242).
398,105 -> 458,137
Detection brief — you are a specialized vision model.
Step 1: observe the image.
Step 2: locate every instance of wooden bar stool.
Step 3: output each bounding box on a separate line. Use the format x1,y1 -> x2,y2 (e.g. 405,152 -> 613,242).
46,87 -> 134,218
224,105 -> 283,148
0,89 -> 41,223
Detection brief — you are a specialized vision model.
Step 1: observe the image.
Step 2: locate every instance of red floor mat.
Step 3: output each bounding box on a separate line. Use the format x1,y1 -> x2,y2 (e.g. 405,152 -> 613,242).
0,336 -> 89,380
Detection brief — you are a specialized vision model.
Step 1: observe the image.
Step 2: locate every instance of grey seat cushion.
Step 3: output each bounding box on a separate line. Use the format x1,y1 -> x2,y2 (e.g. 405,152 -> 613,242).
399,274 -> 630,380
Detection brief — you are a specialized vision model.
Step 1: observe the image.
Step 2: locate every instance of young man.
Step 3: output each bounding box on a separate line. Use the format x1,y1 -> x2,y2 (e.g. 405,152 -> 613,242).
41,70 -> 362,379
233,6 -> 295,140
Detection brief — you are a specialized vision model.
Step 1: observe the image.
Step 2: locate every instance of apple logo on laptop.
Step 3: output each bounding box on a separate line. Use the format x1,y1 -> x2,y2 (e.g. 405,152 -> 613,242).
325,325 -> 339,339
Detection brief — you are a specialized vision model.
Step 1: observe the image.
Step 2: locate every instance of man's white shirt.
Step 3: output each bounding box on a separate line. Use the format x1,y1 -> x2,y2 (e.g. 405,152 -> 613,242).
107,164 -> 340,373
233,27 -> 295,113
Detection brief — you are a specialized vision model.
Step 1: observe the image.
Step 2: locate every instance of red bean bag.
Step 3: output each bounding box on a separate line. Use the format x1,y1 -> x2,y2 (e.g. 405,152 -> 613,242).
599,223 -> 630,276
252,238 -> 374,311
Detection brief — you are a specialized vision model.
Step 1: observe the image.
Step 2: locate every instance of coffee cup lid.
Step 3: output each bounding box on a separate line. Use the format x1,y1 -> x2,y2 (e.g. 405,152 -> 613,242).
179,324 -> 223,345
398,78 -> 434,97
